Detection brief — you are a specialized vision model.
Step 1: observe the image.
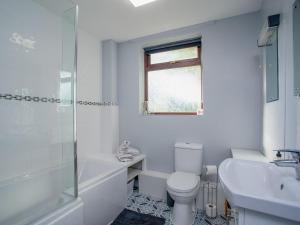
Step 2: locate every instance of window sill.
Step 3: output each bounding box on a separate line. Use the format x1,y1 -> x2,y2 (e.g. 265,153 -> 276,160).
145,112 -> 203,116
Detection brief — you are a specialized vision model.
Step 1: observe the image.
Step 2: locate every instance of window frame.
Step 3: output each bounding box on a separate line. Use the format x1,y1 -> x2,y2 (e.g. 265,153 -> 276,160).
144,45 -> 203,115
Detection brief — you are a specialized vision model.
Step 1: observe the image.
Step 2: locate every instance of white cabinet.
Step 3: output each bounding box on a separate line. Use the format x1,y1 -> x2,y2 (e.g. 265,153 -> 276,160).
235,207 -> 300,225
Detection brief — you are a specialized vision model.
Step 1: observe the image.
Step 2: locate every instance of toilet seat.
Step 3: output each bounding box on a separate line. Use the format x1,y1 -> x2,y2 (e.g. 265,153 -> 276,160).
167,172 -> 200,193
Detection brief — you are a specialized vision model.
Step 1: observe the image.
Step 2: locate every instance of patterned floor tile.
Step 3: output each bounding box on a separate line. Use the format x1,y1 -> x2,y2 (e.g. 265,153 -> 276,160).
126,191 -> 228,225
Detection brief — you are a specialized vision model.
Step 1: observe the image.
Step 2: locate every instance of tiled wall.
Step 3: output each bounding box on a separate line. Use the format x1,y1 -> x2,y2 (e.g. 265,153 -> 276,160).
77,31 -> 120,159
100,106 -> 119,154
0,0 -> 74,181
0,1 -> 120,223
0,1 -> 78,222
77,29 -> 101,159
0,0 -> 120,179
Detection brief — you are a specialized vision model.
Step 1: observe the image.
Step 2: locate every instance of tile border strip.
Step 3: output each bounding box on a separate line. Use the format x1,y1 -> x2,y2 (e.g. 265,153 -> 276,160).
0,93 -> 118,106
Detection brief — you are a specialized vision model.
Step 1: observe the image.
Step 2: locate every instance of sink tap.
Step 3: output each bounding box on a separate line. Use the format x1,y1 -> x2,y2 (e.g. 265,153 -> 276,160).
273,149 -> 300,180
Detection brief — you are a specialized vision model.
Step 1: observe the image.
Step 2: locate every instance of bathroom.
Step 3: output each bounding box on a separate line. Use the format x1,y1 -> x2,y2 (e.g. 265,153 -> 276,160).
0,0 -> 299,224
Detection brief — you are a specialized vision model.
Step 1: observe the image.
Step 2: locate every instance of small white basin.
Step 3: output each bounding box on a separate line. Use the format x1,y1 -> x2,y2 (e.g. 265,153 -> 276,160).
219,158 -> 300,222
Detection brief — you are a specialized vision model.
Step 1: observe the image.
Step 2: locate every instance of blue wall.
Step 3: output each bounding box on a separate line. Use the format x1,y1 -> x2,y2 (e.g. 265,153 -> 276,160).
118,12 -> 262,173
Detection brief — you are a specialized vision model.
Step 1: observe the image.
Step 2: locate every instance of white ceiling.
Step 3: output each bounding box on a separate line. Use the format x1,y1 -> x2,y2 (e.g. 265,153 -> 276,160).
74,0 -> 263,42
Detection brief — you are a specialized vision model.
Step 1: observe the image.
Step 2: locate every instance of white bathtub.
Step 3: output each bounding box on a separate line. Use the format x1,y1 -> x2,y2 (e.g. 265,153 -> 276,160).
31,157 -> 126,225
33,198 -> 84,225
0,163 -> 82,225
78,158 -> 127,225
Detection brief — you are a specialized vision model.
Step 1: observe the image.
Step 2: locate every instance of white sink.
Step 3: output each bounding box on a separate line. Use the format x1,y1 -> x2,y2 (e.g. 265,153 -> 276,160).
219,158 -> 300,222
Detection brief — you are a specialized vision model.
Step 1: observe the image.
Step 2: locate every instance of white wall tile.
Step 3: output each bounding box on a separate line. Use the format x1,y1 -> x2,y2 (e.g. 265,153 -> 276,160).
100,106 -> 119,154
76,29 -> 103,159
77,105 -> 101,158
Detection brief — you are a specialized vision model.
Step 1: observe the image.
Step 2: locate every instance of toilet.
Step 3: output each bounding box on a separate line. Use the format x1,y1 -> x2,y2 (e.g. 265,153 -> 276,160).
167,142 -> 203,225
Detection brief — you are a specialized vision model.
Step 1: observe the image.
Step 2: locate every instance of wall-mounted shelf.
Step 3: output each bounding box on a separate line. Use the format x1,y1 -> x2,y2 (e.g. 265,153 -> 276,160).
128,168 -> 142,182
231,148 -> 269,162
114,154 -> 146,183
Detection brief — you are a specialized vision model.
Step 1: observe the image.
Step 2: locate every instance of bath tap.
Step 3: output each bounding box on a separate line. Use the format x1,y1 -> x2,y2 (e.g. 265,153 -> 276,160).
272,149 -> 300,180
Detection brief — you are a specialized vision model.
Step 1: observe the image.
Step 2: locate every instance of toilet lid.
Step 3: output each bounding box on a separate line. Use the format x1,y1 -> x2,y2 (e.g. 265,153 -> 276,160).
167,172 -> 200,193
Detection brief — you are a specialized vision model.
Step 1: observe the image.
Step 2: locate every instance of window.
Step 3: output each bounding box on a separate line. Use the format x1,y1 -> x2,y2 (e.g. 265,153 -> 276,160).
144,38 -> 203,115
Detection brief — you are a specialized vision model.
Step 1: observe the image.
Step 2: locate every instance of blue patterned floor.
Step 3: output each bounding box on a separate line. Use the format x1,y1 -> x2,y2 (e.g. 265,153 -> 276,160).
126,191 -> 227,225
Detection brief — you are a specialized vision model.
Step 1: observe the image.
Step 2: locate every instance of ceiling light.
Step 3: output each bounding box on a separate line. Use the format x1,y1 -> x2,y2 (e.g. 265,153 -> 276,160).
129,0 -> 157,7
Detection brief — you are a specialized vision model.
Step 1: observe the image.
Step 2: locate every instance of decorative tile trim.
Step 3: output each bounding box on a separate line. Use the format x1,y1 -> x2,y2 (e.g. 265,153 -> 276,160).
0,93 -> 118,106
0,93 -> 66,104
77,101 -> 118,106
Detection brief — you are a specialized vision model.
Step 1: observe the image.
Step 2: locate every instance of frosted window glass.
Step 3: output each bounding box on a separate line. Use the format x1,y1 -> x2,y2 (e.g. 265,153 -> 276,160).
150,47 -> 198,64
148,66 -> 202,113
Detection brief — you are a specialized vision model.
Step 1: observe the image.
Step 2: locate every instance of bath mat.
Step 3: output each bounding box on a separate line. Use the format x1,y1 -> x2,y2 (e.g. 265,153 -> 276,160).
112,209 -> 165,225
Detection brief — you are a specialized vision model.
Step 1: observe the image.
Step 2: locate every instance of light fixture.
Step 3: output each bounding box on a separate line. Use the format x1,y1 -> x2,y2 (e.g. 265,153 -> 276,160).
129,0 -> 157,7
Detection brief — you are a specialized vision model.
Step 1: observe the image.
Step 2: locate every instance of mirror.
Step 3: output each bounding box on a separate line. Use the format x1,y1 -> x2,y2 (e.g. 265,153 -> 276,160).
292,0 -> 300,149
262,1 -> 300,160
294,0 -> 300,96
266,30 -> 279,102
259,14 -> 280,103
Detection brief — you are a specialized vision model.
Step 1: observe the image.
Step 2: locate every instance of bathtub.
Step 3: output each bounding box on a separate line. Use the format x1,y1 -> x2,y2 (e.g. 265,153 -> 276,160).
7,157 -> 126,225
0,162 -> 82,225
77,157 -> 127,225
33,198 -> 84,225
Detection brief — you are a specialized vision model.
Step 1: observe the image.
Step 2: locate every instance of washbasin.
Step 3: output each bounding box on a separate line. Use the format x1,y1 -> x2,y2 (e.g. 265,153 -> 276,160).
219,158 -> 300,222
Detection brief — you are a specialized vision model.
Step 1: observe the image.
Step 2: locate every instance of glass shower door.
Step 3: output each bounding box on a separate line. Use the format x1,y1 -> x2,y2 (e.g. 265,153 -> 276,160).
0,0 -> 77,224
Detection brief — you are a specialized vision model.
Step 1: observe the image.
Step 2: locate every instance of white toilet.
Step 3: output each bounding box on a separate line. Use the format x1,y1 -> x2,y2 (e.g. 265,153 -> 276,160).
167,142 -> 203,225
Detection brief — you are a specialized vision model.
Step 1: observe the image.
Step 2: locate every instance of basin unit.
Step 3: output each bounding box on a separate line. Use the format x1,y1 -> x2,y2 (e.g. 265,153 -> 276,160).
219,159 -> 300,225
